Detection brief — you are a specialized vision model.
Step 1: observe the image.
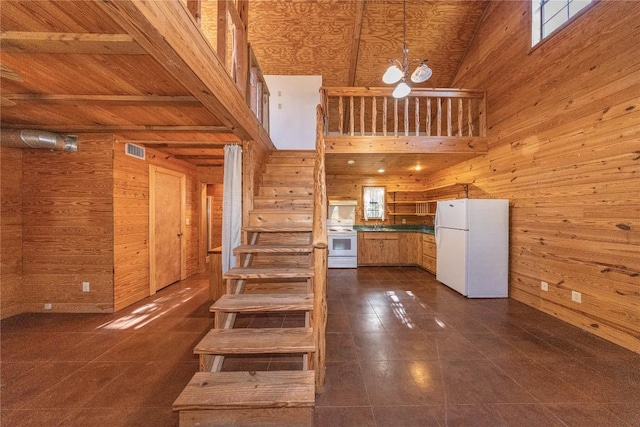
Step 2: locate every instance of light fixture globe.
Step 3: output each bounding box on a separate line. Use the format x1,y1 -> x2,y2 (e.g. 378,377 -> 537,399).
381,0 -> 434,95
411,62 -> 432,83
392,81 -> 411,99
382,64 -> 403,84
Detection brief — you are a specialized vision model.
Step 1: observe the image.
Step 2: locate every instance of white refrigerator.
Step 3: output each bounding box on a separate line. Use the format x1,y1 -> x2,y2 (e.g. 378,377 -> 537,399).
435,199 -> 509,298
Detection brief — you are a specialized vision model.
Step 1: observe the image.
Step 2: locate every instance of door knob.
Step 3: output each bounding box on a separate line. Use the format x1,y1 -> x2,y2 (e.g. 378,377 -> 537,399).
177,232 -> 183,237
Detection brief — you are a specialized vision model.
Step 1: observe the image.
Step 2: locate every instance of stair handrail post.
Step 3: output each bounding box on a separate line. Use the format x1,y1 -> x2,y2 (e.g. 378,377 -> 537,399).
312,104 -> 328,392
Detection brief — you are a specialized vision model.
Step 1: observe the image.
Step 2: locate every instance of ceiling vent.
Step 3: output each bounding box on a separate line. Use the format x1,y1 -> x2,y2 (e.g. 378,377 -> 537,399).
125,143 -> 145,160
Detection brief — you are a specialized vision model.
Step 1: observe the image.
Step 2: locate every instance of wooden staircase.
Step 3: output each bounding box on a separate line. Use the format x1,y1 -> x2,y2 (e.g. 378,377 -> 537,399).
173,150 -> 320,426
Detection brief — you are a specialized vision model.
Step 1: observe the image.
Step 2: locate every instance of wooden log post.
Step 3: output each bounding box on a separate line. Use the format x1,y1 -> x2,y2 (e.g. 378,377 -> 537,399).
312,105 -> 328,393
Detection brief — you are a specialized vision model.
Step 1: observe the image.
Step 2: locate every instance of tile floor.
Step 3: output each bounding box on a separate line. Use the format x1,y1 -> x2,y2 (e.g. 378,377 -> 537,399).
2,267 -> 639,426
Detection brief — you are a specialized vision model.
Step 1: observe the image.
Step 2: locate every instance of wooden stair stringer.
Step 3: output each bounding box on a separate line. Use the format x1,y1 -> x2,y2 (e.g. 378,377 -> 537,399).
176,150 -> 318,425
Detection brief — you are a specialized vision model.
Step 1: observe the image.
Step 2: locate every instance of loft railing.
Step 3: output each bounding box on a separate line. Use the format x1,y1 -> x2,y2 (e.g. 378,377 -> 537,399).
187,0 -> 270,133
321,87 -> 486,138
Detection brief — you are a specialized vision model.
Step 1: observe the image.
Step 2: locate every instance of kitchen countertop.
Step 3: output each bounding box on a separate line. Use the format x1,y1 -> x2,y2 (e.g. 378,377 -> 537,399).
354,225 -> 434,234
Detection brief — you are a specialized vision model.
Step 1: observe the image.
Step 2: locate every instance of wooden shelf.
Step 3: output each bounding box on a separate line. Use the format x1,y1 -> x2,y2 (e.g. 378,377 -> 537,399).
387,182 -> 471,194
387,200 -> 437,205
387,212 -> 435,216
385,182 -> 471,223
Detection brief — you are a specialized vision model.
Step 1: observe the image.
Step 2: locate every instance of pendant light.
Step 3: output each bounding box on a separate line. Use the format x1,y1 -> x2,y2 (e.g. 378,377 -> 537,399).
392,81 -> 411,98
382,0 -> 432,98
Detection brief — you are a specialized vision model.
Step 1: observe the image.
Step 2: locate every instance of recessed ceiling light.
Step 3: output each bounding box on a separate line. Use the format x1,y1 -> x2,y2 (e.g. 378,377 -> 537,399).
347,160 -> 355,165
414,165 -> 422,171
377,168 -> 385,173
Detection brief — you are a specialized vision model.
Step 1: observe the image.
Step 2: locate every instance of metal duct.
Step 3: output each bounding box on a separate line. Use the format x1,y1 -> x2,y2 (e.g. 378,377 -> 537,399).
0,129 -> 78,152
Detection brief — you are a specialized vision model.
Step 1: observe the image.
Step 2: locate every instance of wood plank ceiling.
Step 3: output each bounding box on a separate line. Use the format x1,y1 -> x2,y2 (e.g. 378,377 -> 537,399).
0,0 -> 489,173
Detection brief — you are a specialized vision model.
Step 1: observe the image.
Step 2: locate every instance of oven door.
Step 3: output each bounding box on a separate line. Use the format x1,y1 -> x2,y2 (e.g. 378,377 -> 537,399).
328,233 -> 357,257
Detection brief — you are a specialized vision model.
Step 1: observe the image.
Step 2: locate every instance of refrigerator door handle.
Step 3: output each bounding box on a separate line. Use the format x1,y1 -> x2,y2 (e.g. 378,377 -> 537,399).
435,203 -> 441,248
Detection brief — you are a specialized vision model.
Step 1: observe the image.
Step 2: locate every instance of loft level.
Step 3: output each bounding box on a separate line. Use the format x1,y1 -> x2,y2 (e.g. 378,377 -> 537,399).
321,88 -> 485,139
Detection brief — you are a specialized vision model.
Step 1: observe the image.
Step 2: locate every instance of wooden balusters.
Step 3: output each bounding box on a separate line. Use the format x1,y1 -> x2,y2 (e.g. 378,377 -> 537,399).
393,98 -> 399,136
360,96 -> 365,136
338,96 -> 344,135
447,98 -> 452,137
426,97 -> 432,136
437,98 -> 442,136
468,98 -> 473,137
349,96 -> 354,136
382,97 -> 388,136
458,99 -> 463,137
320,88 -> 486,139
404,98 -> 409,136
372,96 -> 377,136
415,98 -> 420,136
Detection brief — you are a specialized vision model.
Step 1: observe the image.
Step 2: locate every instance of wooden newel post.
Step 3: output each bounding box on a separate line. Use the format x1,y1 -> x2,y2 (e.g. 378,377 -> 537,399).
312,104 -> 328,393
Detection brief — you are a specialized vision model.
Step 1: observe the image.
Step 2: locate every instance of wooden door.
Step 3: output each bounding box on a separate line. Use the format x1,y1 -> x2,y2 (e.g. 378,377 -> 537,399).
150,166 -> 186,293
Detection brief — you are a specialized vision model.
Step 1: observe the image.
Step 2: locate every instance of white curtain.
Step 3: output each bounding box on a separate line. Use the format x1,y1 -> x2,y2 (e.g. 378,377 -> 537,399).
363,187 -> 385,221
222,144 -> 242,273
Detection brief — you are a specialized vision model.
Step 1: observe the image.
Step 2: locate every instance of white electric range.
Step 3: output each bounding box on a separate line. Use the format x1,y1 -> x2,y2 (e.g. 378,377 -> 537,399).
327,200 -> 358,268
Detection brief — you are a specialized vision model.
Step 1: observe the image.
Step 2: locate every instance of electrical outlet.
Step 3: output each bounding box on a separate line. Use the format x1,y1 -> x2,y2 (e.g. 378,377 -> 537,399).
541,281 -> 548,291
82,281 -> 90,292
44,303 -> 52,310
571,290 -> 582,303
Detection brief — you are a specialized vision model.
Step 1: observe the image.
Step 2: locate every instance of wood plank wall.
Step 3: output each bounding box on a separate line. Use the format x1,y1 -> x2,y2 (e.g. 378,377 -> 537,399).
1,148 -> 24,318
113,141 -> 200,311
327,175 -> 468,226
326,1 -> 639,353
21,134 -> 115,314
1,136 -> 204,317
424,1 -> 640,352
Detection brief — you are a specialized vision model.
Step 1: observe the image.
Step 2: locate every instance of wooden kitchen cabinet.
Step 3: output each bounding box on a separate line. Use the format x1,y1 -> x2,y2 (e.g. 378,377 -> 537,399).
421,234 -> 437,274
358,232 -> 421,266
358,232 -> 399,265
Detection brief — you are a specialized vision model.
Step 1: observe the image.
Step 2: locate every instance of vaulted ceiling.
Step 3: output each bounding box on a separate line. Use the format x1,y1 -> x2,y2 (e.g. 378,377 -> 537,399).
247,0 -> 488,88
0,0 -> 489,174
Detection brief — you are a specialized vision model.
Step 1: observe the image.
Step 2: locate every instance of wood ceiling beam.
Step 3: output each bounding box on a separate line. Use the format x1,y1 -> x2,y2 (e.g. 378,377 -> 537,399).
97,0 -> 273,146
195,162 -> 224,167
1,124 -> 231,133
2,94 -> 199,105
347,0 -> 366,87
324,136 -> 488,154
0,32 -> 146,55
173,155 -> 224,160
138,144 -> 226,149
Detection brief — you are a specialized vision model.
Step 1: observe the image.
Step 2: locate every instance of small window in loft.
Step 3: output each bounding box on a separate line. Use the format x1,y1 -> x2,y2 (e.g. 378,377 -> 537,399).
531,0 -> 594,46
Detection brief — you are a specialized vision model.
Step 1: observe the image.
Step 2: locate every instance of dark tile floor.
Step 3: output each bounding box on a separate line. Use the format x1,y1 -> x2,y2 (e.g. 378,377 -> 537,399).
2,267 -> 639,426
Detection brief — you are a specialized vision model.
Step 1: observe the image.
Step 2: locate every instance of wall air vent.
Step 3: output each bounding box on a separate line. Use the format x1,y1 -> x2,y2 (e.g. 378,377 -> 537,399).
125,143 -> 145,160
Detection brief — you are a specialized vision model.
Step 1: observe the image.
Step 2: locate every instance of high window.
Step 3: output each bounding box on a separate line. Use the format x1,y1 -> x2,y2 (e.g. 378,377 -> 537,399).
532,0 -> 594,46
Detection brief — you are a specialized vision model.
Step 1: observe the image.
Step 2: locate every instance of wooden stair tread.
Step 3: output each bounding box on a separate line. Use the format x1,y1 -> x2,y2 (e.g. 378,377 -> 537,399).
211,294 -> 314,313
224,267 -> 314,279
172,371 -> 315,410
194,328 -> 315,355
253,196 -> 313,202
250,208 -> 313,214
244,226 -> 312,233
233,244 -> 313,254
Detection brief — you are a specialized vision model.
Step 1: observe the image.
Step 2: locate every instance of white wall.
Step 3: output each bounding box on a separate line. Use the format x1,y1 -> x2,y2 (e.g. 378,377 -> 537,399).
264,75 -> 322,150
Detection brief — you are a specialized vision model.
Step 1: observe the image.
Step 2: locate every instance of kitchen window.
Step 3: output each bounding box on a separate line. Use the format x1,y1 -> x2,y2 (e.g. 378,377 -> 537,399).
363,186 -> 385,221
531,0 -> 594,46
